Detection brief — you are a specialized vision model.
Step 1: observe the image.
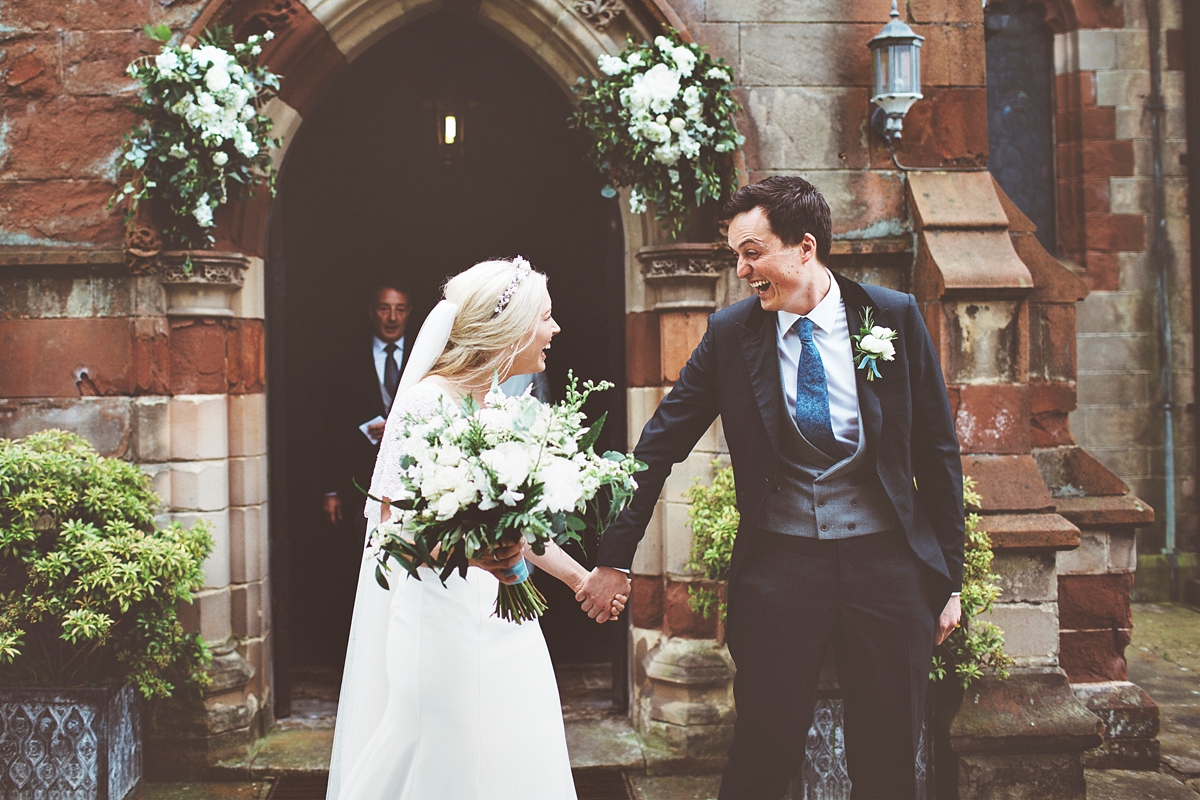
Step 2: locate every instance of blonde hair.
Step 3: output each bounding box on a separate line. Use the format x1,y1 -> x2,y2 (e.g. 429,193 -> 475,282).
428,258 -> 548,390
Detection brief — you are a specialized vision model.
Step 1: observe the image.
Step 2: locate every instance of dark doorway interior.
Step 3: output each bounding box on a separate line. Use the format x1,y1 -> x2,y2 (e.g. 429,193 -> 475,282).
273,13 -> 626,686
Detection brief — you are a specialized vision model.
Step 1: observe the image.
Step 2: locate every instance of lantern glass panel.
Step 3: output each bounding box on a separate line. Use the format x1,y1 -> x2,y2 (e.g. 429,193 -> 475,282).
873,47 -> 887,97
890,43 -> 913,94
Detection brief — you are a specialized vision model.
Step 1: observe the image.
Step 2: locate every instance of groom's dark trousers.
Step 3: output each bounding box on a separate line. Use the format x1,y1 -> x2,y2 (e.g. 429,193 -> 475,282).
597,274 -> 964,800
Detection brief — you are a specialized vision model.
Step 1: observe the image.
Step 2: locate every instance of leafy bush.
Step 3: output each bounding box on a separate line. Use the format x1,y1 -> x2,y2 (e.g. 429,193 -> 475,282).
684,461 -> 736,621
0,430 -> 214,697
683,466 -> 1012,688
930,477 -> 1014,688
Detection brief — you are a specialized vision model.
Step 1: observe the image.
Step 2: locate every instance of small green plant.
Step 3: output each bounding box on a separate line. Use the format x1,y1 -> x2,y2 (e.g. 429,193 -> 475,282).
684,461 -> 737,621
930,477 -> 1014,688
683,467 -> 1012,688
0,430 -> 214,697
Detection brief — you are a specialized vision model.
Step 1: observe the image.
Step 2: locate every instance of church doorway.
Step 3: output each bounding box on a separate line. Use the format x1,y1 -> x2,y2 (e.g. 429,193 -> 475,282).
268,11 -> 628,714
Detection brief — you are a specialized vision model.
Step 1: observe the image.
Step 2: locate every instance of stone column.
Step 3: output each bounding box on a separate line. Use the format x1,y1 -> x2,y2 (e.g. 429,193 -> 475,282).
908,171 -> 1107,799
625,244 -> 737,772
143,251 -> 273,777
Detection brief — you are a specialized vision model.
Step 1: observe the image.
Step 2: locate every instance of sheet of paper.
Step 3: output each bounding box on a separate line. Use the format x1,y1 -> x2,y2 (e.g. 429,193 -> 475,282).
359,415 -> 386,446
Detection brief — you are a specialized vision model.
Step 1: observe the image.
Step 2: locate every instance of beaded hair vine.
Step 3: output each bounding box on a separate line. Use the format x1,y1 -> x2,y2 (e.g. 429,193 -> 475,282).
492,256 -> 532,317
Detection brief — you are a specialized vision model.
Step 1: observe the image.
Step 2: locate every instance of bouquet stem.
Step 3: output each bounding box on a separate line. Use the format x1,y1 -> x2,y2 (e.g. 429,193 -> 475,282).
494,559 -> 548,623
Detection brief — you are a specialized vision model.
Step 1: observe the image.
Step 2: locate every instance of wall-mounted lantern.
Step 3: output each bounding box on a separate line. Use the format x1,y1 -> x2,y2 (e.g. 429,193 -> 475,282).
867,0 -> 924,145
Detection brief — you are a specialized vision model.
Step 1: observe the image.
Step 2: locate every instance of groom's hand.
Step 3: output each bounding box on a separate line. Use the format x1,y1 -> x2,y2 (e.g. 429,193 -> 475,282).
577,567 -> 632,623
935,595 -> 962,646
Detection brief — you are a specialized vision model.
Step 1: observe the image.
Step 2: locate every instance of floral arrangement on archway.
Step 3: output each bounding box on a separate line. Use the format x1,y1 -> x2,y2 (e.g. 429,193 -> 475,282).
110,25 -> 282,250
572,30 -> 744,238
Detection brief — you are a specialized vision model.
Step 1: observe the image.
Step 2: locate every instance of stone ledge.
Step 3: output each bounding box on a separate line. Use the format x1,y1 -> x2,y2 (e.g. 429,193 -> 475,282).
1053,495 -> 1155,527
0,247 -> 125,267
985,513 -> 1081,552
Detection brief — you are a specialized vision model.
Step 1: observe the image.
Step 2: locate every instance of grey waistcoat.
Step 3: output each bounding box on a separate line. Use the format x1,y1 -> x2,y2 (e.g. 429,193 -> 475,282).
759,400 -> 901,539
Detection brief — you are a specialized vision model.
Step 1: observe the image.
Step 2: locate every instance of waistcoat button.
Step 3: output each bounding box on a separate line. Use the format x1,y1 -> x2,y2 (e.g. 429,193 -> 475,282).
820,524 -> 829,532
817,500 -> 825,508
848,522 -> 857,531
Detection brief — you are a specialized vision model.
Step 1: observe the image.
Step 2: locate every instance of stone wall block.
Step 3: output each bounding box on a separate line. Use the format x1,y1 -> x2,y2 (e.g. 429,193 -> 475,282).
62,30 -> 142,95
1107,530 -> 1136,572
0,317 -> 133,398
174,509 -> 231,590
132,396 -> 171,463
909,0 -> 982,24
954,383 -> 1030,455
631,576 -> 664,630
992,553 -> 1058,603
133,316 -> 171,395
0,33 -> 63,97
891,88 -> 988,168
1094,70 -> 1150,109
955,753 -> 1086,800
1055,532 -> 1109,575
179,587 -> 232,646
141,462 -> 172,508
169,395 -> 229,461
170,459 -> 230,512
1059,629 -> 1129,682
169,319 -> 228,395
228,455 -> 267,507
663,499 -> 696,576
744,87 -> 868,170
226,320 -> 266,394
229,504 -> 264,584
229,257 -> 266,320
626,314 -> 662,389
227,393 -> 267,458
0,179 -> 125,246
1058,573 -> 1134,630
0,397 -> 131,456
704,0 -> 881,23
0,96 -> 137,180
1030,382 -> 1077,447
663,579 -> 718,639
942,299 -> 1025,384
739,24 -> 873,87
1031,305 -> 1078,382
659,311 -> 709,384
976,602 -> 1059,667
1076,291 -> 1154,335
230,581 -> 265,639
1071,29 -> 1117,72
631,497 -> 665,575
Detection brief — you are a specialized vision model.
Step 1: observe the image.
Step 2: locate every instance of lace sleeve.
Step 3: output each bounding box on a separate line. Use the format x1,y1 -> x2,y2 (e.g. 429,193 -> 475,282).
362,381 -> 448,540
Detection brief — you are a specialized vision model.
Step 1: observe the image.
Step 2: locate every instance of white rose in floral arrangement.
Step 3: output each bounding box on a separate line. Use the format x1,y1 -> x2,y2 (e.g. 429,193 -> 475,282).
537,456 -> 585,513
155,50 -> 181,73
639,63 -> 681,113
481,441 -> 534,490
671,46 -> 697,76
192,194 -> 213,227
212,151 -> 229,166
205,66 -> 231,91
598,54 -> 628,75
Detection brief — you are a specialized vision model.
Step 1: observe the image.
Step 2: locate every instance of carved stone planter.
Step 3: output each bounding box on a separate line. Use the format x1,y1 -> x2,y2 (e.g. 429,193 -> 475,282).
637,243 -> 736,312
157,250 -> 250,317
0,683 -> 141,799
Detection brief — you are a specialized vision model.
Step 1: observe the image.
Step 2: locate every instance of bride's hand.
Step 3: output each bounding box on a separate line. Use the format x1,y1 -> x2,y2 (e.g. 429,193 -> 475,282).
469,540 -> 526,584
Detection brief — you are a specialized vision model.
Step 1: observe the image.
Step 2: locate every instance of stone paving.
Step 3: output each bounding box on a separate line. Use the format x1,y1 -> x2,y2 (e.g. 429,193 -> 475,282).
144,604 -> 1200,800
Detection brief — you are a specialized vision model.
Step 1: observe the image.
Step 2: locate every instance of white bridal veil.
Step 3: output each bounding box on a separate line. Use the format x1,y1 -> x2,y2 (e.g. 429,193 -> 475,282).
325,300 -> 457,799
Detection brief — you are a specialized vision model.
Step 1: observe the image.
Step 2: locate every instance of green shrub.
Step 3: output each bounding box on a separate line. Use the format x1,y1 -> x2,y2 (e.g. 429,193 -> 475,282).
684,461 -> 737,621
683,465 -> 1012,688
0,430 -> 214,697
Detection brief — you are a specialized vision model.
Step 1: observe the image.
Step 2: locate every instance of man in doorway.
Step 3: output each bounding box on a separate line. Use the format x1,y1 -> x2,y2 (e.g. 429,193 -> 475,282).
322,281 -> 411,535
578,176 -> 965,798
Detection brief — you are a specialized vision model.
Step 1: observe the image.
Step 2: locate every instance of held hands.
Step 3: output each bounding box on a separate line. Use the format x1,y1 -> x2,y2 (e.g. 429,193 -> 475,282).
935,594 -> 962,646
366,420 -> 387,440
576,566 -> 632,624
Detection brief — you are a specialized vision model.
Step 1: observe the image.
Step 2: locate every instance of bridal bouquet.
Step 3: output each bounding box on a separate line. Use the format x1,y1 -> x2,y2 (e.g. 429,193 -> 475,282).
367,375 -> 645,622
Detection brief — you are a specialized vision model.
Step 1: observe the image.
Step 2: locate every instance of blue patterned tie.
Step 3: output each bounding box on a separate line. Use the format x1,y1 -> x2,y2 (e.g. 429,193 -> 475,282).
794,317 -> 841,459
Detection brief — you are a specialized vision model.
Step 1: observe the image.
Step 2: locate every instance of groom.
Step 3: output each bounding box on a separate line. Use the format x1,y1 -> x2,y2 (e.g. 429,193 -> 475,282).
578,176 -> 965,799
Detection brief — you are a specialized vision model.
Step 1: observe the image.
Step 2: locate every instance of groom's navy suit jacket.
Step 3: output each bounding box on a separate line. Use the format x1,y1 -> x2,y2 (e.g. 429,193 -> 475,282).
598,273 -> 965,607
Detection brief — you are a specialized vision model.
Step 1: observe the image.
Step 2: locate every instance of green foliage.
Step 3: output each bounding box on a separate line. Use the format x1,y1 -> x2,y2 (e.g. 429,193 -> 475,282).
0,430 -> 214,697
930,477 -> 1015,688
683,468 -> 1013,688
684,462 -> 737,621
572,30 -> 744,238
110,25 -> 281,249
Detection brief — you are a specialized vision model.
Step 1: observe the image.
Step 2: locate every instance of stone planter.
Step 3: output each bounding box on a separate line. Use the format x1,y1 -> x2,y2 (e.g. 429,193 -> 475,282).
0,683 -> 141,799
157,250 -> 250,317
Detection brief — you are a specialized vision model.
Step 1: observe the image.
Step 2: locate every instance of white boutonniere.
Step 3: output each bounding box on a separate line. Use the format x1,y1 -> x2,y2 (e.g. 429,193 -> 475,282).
852,307 -> 897,381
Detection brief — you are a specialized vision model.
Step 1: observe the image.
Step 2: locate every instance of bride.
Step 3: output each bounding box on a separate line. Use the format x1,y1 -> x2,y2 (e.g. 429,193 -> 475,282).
327,258 -> 630,800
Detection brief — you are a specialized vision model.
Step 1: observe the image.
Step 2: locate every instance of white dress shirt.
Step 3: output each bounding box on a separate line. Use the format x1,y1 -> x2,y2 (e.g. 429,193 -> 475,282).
776,270 -> 860,453
373,336 -> 406,407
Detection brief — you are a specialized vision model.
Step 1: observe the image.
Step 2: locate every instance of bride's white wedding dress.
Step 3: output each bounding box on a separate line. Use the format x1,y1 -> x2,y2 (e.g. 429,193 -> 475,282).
327,380 -> 577,800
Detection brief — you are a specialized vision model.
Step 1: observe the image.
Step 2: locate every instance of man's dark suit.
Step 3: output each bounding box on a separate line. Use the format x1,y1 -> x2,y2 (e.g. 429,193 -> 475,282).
324,336 -> 407,522
598,274 -> 964,798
